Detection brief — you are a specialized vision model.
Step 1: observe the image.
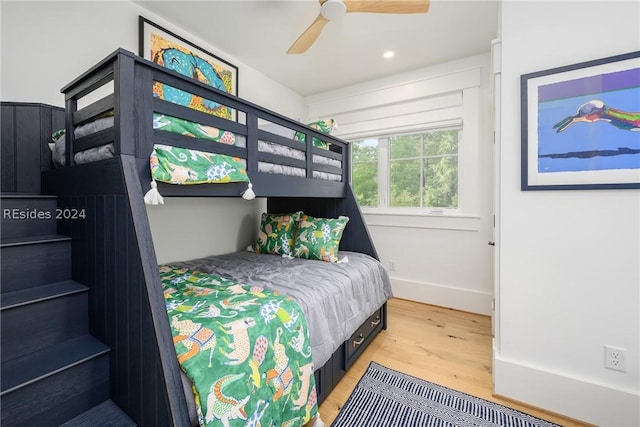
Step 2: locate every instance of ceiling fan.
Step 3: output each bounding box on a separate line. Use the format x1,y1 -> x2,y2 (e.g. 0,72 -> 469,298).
287,0 -> 430,54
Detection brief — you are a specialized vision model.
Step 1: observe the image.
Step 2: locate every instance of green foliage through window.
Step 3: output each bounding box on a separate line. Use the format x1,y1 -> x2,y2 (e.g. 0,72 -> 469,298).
351,139 -> 379,207
351,130 -> 459,209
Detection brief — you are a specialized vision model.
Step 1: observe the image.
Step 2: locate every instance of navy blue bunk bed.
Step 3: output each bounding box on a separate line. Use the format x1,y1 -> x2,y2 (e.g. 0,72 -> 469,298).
42,48 -> 387,426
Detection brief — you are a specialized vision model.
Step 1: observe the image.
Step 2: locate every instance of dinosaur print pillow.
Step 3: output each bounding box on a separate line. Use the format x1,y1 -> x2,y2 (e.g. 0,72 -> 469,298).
292,214 -> 349,263
150,144 -> 248,185
294,118 -> 337,150
255,211 -> 303,257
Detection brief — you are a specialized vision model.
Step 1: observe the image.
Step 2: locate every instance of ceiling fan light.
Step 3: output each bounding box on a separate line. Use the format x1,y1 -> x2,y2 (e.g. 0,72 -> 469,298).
321,0 -> 347,20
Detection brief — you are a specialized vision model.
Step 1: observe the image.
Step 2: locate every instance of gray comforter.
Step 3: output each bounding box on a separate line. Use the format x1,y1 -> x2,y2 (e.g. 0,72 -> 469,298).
171,250 -> 392,370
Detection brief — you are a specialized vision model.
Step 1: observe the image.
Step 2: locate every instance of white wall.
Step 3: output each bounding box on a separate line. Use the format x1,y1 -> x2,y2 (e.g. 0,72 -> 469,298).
1,1 -> 301,259
497,2 -> 640,425
0,1 -> 304,115
146,197 -> 266,265
307,55 -> 495,315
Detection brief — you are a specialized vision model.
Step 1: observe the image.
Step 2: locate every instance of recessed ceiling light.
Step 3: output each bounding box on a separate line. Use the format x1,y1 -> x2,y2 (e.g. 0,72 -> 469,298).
383,51 -> 395,59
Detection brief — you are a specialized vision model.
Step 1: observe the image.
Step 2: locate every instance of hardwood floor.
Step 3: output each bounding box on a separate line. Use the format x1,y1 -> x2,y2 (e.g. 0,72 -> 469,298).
318,298 -> 591,426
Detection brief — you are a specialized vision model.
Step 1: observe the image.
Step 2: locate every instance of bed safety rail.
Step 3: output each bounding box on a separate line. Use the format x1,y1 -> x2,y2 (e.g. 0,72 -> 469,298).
60,48 -> 350,198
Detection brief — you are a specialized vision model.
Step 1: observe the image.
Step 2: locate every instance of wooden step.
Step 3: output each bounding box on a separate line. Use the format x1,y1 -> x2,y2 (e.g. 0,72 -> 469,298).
1,281 -> 88,363
0,194 -> 57,239
0,280 -> 87,310
0,233 -> 70,248
0,193 -> 56,198
0,336 -> 110,427
60,400 -> 136,427
0,234 -> 72,293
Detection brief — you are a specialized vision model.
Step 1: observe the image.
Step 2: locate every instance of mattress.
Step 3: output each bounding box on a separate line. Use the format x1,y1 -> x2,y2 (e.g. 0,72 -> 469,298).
52,115 -> 342,181
170,250 -> 393,370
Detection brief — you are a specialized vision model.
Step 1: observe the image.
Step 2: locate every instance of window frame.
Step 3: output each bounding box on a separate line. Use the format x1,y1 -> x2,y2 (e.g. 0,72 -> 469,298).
350,125 -> 463,216
305,64 -> 485,229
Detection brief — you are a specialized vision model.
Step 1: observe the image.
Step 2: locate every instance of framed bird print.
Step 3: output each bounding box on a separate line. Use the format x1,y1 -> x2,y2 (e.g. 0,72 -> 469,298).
521,51 -> 640,190
139,16 -> 238,121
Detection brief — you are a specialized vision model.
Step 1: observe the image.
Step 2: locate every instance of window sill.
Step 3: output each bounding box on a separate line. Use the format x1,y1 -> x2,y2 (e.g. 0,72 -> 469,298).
361,209 -> 480,231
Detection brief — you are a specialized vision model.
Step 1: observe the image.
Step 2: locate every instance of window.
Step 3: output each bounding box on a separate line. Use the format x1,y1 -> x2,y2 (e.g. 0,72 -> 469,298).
351,138 -> 379,207
352,128 -> 460,211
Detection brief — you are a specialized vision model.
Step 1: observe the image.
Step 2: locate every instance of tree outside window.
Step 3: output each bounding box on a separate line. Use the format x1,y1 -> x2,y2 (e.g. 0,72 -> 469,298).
352,129 -> 459,210
351,138 -> 379,207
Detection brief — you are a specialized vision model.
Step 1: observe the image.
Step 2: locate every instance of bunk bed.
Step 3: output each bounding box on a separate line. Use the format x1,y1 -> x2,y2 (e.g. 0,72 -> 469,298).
41,48 -> 390,427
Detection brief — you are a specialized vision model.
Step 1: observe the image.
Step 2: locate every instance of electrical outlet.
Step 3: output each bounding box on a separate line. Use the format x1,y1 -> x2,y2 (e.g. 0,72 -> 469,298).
604,345 -> 627,372
389,260 -> 396,271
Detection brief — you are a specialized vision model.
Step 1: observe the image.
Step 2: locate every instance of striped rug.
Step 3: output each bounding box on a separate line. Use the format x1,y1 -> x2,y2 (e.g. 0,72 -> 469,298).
331,362 -> 560,427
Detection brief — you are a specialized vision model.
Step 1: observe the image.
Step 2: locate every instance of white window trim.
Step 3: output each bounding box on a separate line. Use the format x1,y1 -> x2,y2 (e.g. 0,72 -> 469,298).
362,210 -> 481,232
307,62 -> 484,228
352,127 -> 462,213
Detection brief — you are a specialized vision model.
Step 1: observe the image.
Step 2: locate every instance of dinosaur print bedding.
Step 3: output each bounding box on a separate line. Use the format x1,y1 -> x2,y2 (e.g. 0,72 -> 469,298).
56,109 -> 342,182
173,251 -> 394,370
150,144 -> 249,185
159,265 -> 318,427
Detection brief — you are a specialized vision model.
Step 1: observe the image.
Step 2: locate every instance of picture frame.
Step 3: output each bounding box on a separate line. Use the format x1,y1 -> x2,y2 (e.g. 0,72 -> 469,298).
521,51 -> 640,190
139,16 -> 238,121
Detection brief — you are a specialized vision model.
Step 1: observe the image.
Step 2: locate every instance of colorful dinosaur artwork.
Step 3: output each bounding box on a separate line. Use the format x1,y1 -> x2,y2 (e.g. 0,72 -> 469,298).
150,39 -> 234,121
160,265 -> 318,427
204,373 -> 250,427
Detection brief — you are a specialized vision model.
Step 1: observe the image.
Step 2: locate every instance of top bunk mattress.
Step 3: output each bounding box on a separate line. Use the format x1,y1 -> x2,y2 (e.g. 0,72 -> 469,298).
168,250 -> 393,370
52,114 -> 343,181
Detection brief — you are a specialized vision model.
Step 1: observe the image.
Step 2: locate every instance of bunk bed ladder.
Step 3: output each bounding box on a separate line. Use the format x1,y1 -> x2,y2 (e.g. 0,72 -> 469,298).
42,156 -> 192,426
0,193 -> 135,426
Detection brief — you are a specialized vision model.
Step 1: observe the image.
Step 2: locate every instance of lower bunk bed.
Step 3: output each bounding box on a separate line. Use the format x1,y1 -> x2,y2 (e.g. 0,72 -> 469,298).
44,148 -> 389,427
163,250 -> 391,426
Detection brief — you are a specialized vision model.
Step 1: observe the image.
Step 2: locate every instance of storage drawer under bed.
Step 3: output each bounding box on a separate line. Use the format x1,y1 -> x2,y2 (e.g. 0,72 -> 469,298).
345,306 -> 384,368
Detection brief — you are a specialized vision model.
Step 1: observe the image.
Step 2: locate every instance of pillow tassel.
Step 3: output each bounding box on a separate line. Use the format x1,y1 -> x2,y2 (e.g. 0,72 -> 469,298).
144,180 -> 164,205
242,181 -> 255,200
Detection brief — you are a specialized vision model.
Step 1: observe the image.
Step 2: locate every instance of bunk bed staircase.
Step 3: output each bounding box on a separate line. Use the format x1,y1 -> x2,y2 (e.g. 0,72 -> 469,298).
0,103 -> 135,426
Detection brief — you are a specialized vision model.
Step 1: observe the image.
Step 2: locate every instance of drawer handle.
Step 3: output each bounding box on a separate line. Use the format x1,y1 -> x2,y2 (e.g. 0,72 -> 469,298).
370,316 -> 381,327
353,333 -> 365,347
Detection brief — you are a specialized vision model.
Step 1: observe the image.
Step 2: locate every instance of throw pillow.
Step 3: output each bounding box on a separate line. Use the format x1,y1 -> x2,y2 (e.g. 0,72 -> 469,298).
255,211 -> 303,257
292,214 -> 349,262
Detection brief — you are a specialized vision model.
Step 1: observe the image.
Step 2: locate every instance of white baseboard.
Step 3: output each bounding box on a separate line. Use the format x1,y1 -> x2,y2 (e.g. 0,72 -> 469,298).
494,354 -> 640,426
391,278 -> 492,315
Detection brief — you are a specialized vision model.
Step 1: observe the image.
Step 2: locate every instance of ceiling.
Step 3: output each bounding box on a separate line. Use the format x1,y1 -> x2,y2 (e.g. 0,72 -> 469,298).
134,0 -> 499,97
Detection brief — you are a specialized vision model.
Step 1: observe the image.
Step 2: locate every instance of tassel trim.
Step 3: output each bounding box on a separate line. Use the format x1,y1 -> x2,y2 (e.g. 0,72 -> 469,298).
144,180 -> 164,205
242,182 -> 255,200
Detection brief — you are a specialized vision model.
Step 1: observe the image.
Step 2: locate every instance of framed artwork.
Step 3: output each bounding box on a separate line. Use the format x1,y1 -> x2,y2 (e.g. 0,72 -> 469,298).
139,16 -> 238,121
521,51 -> 640,190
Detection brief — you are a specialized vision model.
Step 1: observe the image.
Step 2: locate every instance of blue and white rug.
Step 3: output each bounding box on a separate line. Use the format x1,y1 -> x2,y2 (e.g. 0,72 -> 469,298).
331,362 -> 561,427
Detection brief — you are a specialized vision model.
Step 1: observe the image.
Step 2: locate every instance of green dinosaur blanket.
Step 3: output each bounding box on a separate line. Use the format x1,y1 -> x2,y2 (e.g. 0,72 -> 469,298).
150,144 -> 248,185
160,265 -> 318,427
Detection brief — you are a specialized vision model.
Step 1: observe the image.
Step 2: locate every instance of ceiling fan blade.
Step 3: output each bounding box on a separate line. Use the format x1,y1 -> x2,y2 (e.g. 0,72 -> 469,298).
287,14 -> 330,54
345,0 -> 429,14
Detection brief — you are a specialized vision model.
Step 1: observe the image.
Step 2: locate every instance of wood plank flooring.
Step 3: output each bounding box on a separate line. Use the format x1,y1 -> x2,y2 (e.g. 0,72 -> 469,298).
318,298 -> 591,426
